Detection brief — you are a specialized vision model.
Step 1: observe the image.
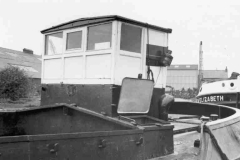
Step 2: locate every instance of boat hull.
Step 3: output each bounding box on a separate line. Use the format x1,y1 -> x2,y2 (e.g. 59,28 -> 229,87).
196,93 -> 240,108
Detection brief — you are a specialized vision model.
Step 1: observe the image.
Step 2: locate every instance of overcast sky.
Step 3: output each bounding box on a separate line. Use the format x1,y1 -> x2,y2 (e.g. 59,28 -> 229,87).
0,0 -> 240,76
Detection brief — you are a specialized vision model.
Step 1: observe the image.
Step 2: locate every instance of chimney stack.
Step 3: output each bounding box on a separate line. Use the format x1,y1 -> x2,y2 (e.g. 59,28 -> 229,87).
23,48 -> 33,54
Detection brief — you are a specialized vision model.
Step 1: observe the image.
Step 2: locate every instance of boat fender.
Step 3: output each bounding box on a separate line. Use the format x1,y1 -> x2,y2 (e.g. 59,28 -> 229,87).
158,94 -> 174,121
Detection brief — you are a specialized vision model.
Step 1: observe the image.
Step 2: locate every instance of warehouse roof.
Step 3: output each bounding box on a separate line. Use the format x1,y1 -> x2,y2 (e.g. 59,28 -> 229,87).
0,47 -> 41,78
168,64 -> 198,70
202,70 -> 228,79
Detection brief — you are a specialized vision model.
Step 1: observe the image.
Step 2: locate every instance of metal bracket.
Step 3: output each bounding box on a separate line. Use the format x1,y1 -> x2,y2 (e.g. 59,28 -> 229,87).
101,112 -> 107,116
159,134 -> 165,141
155,123 -> 163,127
111,104 -> 117,107
47,143 -> 59,154
118,116 -> 137,126
135,137 -> 143,145
63,107 -> 70,116
98,139 -> 107,148
67,85 -> 76,96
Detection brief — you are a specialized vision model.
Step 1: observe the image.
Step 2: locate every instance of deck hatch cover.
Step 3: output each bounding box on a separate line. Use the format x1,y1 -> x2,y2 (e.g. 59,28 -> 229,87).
117,78 -> 154,114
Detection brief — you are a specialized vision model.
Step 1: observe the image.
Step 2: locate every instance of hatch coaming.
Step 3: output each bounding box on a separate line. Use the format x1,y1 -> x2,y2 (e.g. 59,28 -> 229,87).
0,104 -> 147,160
0,104 -> 138,137
116,78 -> 174,158
0,102 -> 173,159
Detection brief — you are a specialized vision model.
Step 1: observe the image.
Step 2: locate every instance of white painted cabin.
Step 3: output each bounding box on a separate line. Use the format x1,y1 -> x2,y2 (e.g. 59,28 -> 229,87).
40,15 -> 173,117
41,15 -> 172,88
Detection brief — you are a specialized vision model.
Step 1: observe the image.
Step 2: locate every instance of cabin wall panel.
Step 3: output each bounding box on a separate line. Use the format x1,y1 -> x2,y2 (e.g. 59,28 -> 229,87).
86,53 -> 111,79
114,55 -> 141,85
149,29 -> 168,47
43,58 -> 62,79
64,56 -> 84,79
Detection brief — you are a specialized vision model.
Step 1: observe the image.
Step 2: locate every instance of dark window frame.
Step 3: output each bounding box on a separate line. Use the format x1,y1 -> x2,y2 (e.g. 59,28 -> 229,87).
87,22 -> 112,51
120,23 -> 142,54
45,32 -> 63,55
66,30 -> 83,51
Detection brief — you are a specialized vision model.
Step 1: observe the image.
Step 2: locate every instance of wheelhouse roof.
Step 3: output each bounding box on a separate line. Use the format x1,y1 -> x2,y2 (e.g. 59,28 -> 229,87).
41,15 -> 172,34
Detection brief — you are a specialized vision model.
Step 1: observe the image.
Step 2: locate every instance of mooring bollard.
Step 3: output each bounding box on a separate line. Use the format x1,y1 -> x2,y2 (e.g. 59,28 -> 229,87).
201,116 -> 210,122
194,116 -> 210,148
210,114 -> 218,121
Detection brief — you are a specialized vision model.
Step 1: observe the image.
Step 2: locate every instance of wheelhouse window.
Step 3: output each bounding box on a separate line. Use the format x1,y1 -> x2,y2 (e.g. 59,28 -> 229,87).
66,31 -> 82,50
120,23 -> 142,53
45,32 -> 63,55
87,23 -> 112,50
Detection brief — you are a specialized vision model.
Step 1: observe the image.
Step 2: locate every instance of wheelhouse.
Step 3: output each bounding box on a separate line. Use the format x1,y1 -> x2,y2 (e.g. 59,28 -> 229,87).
40,15 -> 173,117
41,15 -> 172,86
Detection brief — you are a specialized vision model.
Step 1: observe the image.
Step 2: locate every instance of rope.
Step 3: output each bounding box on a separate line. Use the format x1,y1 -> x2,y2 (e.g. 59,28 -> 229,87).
203,125 -> 229,160
147,23 -> 150,67
154,67 -> 161,86
147,67 -> 154,83
146,23 -> 154,82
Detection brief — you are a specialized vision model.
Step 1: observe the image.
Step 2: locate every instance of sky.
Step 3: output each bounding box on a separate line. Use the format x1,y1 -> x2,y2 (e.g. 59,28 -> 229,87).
0,0 -> 240,76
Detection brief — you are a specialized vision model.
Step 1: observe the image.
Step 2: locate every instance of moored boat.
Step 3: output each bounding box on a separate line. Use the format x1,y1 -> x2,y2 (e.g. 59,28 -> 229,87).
196,77 -> 240,107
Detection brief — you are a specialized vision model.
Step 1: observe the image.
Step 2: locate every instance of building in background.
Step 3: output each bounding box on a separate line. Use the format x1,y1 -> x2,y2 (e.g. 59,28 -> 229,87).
202,68 -> 228,83
0,47 -> 42,95
166,64 -> 228,91
167,64 -> 198,90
